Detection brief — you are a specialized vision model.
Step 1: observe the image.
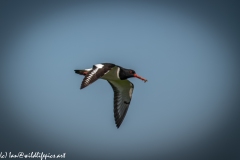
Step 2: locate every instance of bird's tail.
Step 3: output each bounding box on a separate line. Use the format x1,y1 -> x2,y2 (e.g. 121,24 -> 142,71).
74,70 -> 88,76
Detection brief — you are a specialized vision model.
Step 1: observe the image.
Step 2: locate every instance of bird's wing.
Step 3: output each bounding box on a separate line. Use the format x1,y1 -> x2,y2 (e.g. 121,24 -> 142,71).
74,68 -> 92,76
81,64 -> 115,89
108,80 -> 134,128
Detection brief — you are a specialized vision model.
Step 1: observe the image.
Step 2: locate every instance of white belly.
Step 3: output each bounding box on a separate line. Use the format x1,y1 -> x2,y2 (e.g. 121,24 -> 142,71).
101,66 -> 120,80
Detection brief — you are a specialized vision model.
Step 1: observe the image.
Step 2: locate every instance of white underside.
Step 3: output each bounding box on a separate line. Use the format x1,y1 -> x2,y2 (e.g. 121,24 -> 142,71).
108,79 -> 133,100
101,66 -> 120,80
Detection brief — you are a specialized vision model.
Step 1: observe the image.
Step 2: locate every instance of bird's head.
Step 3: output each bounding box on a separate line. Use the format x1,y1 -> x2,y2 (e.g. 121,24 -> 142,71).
120,68 -> 147,82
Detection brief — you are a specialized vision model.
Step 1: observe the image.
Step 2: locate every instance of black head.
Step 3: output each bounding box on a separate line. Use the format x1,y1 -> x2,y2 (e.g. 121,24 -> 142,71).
119,68 -> 135,80
119,67 -> 147,82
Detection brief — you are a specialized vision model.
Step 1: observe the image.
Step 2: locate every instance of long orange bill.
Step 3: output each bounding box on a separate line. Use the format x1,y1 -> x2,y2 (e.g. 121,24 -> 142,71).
133,74 -> 147,82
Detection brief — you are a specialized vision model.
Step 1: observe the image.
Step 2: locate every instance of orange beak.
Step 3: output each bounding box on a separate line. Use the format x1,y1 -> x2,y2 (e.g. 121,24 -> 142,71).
133,74 -> 147,82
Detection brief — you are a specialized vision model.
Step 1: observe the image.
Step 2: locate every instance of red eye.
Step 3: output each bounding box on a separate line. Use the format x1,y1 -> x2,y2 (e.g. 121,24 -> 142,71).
129,70 -> 132,74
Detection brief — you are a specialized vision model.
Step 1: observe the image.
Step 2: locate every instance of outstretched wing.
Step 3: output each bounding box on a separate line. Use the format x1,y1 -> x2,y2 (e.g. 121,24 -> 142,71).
81,63 -> 115,89
108,80 -> 134,128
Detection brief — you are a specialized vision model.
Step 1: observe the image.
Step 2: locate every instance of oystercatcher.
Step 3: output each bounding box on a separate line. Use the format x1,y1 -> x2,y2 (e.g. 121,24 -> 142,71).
74,63 -> 147,128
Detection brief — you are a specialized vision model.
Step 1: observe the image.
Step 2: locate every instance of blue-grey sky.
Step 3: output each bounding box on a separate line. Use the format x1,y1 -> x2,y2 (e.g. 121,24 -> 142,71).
1,1 -> 240,160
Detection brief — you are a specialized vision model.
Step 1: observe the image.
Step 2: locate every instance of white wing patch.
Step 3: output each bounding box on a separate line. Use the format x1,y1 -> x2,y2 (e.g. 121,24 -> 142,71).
85,68 -> 92,71
95,64 -> 104,68
129,83 -> 133,98
129,88 -> 133,98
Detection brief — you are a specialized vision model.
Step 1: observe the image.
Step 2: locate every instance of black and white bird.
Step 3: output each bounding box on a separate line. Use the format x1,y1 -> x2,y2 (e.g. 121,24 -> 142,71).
74,63 -> 147,128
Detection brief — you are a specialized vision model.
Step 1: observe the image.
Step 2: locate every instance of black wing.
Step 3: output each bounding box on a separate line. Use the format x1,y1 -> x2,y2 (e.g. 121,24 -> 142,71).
108,80 -> 134,128
81,63 -> 115,89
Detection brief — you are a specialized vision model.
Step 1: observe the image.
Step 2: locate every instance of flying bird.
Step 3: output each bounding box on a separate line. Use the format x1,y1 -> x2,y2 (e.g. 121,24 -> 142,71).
74,63 -> 147,128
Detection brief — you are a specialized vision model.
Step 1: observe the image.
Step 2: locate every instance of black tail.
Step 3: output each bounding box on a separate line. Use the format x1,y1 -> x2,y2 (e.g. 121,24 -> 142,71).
74,70 -> 86,75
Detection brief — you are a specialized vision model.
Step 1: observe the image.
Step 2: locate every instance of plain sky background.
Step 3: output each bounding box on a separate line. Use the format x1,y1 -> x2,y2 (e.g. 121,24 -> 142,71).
0,1 -> 240,160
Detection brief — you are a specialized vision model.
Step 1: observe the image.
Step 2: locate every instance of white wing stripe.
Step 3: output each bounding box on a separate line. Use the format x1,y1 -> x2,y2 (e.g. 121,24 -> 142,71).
85,68 -> 99,83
